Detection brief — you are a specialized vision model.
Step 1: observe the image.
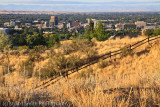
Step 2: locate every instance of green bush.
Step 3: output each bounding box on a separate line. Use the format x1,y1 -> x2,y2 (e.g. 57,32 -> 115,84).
28,49 -> 44,62
9,50 -> 19,55
67,54 -> 83,68
154,29 -> 160,36
36,64 -> 57,79
18,45 -> 29,51
34,53 -> 83,79
0,31 -> 12,50
49,48 -> 56,57
82,48 -> 98,62
77,68 -> 94,78
61,44 -> 74,55
61,39 -> 95,55
97,59 -> 108,68
33,45 -> 47,53
120,46 -> 133,58
19,49 -> 29,55
50,53 -> 67,71
19,56 -> 35,78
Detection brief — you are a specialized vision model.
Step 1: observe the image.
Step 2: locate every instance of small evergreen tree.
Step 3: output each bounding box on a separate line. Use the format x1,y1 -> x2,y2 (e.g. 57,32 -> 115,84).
88,18 -> 94,34
95,22 -> 107,41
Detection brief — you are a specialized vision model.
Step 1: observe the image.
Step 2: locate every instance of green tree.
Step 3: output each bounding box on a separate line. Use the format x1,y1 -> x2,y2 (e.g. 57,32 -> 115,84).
95,22 -> 107,41
84,19 -> 95,41
18,35 -> 26,46
65,33 -> 71,39
88,18 -> 94,34
0,31 -> 12,50
145,29 -> 153,36
48,35 -> 60,48
26,32 -> 46,48
154,29 -> 160,36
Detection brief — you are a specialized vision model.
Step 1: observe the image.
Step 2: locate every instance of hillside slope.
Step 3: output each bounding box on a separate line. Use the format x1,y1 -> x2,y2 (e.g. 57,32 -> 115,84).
44,38 -> 160,106
0,36 -> 160,106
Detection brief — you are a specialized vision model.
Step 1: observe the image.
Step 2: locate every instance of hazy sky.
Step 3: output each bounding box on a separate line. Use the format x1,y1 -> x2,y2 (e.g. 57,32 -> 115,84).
0,0 -> 160,12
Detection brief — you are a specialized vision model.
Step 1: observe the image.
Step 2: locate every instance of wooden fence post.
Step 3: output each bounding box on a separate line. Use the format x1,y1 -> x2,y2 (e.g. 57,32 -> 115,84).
130,45 -> 132,50
148,36 -> 150,44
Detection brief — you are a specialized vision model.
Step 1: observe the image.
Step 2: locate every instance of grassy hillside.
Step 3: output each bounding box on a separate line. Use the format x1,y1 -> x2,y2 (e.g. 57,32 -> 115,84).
0,35 -> 160,106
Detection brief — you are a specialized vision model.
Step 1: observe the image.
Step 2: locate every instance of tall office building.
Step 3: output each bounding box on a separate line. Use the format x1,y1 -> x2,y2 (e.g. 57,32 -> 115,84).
49,16 -> 58,27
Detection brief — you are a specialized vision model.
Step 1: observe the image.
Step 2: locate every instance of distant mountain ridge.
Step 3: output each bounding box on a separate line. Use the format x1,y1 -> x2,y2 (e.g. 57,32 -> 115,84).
0,10 -> 159,15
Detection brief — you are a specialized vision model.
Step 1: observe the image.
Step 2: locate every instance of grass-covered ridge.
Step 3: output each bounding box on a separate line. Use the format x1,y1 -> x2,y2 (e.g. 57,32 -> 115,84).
0,35 -> 160,106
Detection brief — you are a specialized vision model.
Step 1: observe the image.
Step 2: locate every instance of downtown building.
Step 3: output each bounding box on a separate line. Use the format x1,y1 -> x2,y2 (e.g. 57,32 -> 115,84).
135,21 -> 146,29
49,16 -> 58,27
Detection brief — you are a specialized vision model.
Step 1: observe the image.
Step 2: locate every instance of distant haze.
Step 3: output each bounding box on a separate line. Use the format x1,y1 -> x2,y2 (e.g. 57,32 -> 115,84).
0,0 -> 159,12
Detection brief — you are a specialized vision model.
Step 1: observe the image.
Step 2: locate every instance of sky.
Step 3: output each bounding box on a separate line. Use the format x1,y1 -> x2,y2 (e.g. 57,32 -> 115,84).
0,0 -> 160,12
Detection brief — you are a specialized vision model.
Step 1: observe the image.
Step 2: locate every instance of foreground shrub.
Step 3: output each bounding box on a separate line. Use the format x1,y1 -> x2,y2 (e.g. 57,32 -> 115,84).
77,67 -> 94,78
51,53 -> 67,71
120,46 -> 133,58
36,63 -> 57,79
33,45 -> 47,54
61,39 -> 95,55
19,49 -> 29,55
38,54 -> 84,79
46,47 -> 56,58
67,54 -> 83,68
9,50 -> 19,55
2,64 -> 14,75
82,48 -> 98,62
19,55 -> 35,78
97,59 -> 108,68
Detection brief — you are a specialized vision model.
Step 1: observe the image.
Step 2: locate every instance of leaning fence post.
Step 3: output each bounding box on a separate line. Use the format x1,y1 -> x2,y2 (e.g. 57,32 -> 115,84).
110,51 -> 111,59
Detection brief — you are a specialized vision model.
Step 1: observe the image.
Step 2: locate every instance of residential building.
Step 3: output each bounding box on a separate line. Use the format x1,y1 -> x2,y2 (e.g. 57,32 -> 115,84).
123,24 -> 136,30
10,19 -> 15,27
67,23 -> 71,29
87,18 -> 98,28
156,25 -> 160,29
4,22 -> 10,27
82,23 -> 89,29
33,20 -> 39,23
144,26 -> 156,30
15,20 -> 21,23
141,29 -> 146,35
25,23 -> 31,26
0,28 -> 9,34
71,21 -> 81,27
43,21 -> 48,28
14,25 -> 22,30
135,21 -> 146,28
43,31 -> 54,34
57,23 -> 64,29
115,24 -> 123,29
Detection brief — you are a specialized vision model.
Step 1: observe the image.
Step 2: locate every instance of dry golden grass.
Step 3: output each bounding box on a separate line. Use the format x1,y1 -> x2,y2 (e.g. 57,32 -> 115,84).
0,35 -> 160,106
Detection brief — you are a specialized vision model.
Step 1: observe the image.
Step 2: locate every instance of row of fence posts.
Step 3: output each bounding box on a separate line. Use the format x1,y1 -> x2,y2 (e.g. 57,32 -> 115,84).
108,36 -> 152,59
39,35 -> 158,89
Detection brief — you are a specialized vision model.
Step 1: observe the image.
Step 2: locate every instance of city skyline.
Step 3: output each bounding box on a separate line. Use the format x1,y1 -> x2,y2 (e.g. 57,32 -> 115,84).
0,0 -> 160,12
